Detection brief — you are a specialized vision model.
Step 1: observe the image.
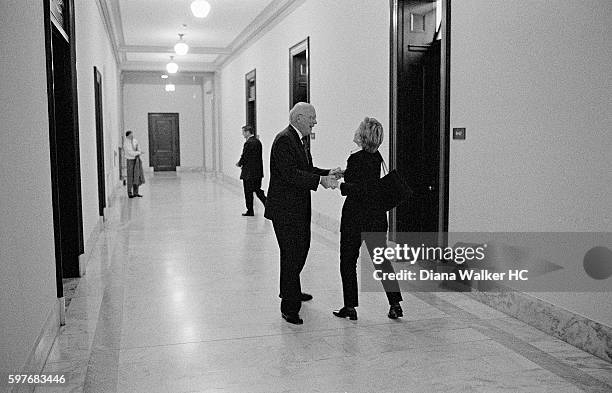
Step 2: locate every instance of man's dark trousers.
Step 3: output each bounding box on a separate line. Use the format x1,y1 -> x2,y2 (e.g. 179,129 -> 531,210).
243,178 -> 266,212
238,135 -> 265,212
264,125 -> 330,318
273,219 -> 310,315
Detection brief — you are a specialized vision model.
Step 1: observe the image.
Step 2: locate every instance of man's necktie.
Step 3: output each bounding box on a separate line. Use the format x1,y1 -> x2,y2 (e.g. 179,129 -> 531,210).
301,136 -> 311,166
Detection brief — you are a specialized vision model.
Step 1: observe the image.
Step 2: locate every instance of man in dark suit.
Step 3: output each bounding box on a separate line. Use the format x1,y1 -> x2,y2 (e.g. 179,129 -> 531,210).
236,125 -> 266,216
264,102 -> 340,324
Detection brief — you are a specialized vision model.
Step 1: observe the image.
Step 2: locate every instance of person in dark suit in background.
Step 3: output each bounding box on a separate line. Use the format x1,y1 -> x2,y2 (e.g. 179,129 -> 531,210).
236,125 -> 266,216
264,102 -> 341,325
333,117 -> 403,321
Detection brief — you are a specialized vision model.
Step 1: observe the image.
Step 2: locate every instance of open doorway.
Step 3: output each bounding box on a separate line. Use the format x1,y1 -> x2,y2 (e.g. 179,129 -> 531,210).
389,0 -> 450,241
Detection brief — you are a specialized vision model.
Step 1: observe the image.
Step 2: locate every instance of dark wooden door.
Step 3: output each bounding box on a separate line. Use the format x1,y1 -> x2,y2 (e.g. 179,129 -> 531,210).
44,10 -> 84,279
393,0 -> 444,234
289,37 -> 310,108
148,113 -> 180,171
245,69 -> 257,134
94,67 -> 106,217
292,53 -> 308,105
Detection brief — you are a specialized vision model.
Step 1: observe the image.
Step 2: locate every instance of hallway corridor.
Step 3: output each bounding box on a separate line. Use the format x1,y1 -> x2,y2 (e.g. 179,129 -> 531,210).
33,173 -> 612,393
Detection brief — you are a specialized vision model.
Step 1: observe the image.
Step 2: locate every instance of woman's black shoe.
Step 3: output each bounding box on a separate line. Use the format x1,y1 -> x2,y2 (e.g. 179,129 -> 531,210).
388,304 -> 403,319
333,307 -> 357,320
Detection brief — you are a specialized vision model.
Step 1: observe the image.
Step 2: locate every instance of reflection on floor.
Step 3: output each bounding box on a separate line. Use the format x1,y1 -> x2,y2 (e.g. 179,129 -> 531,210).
36,173 -> 612,393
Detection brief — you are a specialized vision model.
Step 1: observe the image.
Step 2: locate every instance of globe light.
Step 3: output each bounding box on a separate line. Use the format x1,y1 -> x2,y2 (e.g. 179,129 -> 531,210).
174,34 -> 189,55
166,56 -> 178,74
190,0 -> 211,18
174,42 -> 189,56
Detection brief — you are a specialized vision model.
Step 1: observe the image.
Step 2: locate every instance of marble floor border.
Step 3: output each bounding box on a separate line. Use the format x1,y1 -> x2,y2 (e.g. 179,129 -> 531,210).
469,290 -> 612,363
409,292 -> 612,392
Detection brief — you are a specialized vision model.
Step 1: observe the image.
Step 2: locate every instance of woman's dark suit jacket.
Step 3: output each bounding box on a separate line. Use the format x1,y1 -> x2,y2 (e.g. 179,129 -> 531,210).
340,149 -> 388,233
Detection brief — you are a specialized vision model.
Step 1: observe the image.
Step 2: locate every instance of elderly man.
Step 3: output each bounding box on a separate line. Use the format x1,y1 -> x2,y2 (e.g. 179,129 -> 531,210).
264,102 -> 340,324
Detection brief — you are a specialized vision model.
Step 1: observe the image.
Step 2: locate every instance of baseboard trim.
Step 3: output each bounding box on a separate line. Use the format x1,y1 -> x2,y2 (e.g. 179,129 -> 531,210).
78,216 -> 104,277
469,290 -> 612,363
11,299 -> 61,393
110,180 -> 125,201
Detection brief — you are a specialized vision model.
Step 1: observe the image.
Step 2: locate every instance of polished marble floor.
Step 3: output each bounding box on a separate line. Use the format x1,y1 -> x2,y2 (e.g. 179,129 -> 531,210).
36,173 -> 612,393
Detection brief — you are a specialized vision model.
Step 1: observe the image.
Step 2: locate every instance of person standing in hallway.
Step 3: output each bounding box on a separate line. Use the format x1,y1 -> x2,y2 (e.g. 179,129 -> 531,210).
235,125 -> 266,216
264,102 -> 341,325
333,117 -> 403,321
123,130 -> 145,198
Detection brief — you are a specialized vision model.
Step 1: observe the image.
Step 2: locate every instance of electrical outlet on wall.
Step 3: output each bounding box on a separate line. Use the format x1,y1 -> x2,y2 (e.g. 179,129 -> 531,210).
453,128 -> 466,140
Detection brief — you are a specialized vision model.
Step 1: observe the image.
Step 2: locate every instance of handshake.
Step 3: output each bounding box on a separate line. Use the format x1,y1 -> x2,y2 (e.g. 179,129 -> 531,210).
320,167 -> 344,190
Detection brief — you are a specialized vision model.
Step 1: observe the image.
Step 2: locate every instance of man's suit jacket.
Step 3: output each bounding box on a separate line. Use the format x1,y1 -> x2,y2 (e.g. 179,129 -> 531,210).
238,136 -> 264,180
264,126 -> 329,223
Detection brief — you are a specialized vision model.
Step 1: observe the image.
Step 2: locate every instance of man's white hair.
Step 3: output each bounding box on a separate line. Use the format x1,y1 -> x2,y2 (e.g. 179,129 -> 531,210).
289,102 -> 314,124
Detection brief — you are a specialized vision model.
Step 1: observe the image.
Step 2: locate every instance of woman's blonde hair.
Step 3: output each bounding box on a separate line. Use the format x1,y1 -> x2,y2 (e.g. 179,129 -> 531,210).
357,117 -> 383,153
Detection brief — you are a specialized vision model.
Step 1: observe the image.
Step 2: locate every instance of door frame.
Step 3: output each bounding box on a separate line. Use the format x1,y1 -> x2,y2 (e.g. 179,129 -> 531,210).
389,0 -> 451,241
289,37 -> 310,109
148,112 -> 180,171
94,66 -> 106,218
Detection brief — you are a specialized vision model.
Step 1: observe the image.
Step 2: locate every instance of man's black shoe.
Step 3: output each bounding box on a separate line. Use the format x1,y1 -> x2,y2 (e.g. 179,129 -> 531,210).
281,313 -> 303,325
242,211 -> 254,216
278,293 -> 313,302
128,195 -> 135,198
300,292 -> 313,301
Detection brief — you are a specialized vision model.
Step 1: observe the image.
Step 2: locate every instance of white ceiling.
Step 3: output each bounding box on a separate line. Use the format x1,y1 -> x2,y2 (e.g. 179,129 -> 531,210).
98,0 -> 300,72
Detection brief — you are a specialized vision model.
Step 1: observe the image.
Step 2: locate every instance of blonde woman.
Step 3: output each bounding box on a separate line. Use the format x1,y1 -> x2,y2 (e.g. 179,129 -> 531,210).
333,117 -> 403,320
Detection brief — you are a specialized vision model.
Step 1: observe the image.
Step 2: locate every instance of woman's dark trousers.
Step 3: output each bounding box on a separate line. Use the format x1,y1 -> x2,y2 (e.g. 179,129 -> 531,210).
340,230 -> 403,307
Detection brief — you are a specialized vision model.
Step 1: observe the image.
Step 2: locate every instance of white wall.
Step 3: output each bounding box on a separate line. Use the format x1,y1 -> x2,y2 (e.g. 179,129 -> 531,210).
449,0 -> 612,324
0,0 -> 57,374
75,0 -> 121,246
123,83 -> 204,170
449,0 -> 611,232
218,0 -> 390,221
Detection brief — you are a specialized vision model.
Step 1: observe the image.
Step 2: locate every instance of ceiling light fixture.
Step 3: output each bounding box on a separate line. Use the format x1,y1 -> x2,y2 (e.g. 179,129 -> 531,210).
190,0 -> 211,18
166,56 -> 178,74
165,83 -> 176,92
174,33 -> 189,56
